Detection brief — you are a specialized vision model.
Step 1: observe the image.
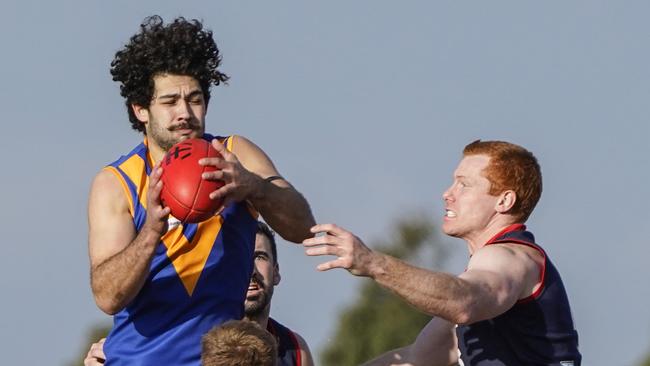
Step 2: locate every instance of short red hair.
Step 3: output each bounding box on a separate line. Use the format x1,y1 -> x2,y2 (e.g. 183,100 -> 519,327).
463,140 -> 542,222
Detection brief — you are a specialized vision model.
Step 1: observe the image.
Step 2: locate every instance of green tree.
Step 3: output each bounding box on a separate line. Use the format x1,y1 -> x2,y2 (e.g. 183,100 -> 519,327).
639,352 -> 650,366
320,213 -> 452,366
68,322 -> 111,366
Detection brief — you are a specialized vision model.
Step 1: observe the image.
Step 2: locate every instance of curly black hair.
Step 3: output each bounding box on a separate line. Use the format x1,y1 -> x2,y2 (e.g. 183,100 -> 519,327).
111,15 -> 229,132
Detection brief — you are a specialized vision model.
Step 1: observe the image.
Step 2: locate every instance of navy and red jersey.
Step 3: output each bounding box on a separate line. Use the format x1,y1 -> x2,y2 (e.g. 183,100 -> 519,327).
267,318 -> 303,366
456,224 -> 581,366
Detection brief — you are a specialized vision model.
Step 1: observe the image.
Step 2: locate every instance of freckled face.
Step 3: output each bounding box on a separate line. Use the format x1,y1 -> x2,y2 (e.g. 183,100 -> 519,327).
442,155 -> 499,240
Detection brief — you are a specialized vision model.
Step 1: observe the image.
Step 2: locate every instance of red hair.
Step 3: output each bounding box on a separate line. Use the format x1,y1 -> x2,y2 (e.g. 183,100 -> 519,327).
463,140 -> 542,222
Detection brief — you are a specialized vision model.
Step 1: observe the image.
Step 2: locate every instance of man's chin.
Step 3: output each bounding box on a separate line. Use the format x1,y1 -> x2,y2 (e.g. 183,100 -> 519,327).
244,303 -> 264,317
441,223 -> 461,238
178,131 -> 201,140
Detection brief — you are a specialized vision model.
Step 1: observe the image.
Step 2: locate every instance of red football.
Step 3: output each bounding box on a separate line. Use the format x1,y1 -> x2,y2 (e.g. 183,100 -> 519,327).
159,138 -> 224,223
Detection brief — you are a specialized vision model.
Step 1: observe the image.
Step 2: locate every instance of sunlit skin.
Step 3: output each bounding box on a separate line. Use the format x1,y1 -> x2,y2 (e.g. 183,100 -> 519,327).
302,152 -> 547,366
89,70 -> 313,313
88,41 -> 315,361
441,154 -> 509,253
132,74 -> 207,163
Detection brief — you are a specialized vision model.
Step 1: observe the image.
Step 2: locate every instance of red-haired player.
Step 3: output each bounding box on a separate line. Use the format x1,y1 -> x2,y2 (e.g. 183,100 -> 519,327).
304,140 -> 581,366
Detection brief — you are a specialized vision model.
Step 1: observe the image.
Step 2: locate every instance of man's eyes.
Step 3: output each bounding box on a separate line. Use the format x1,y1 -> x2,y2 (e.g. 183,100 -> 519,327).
159,98 -> 203,105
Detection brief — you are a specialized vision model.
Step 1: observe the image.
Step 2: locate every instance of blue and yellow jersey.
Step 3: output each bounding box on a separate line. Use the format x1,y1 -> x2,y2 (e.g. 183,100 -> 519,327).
102,134 -> 257,366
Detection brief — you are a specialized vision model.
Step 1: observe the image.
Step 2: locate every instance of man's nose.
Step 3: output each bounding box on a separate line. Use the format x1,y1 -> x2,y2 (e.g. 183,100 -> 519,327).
251,264 -> 261,277
442,186 -> 453,202
176,100 -> 192,120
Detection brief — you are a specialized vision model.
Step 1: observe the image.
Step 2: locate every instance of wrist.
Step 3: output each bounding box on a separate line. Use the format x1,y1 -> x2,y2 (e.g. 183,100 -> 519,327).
248,174 -> 271,202
138,225 -> 164,247
366,250 -> 387,279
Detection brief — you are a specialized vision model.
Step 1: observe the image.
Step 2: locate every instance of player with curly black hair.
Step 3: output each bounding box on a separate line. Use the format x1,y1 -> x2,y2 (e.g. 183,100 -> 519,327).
87,15 -> 315,366
110,15 -> 229,134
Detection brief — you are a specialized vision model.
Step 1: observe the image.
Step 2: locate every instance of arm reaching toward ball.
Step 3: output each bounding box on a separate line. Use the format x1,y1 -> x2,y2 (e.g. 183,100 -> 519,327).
199,136 -> 315,243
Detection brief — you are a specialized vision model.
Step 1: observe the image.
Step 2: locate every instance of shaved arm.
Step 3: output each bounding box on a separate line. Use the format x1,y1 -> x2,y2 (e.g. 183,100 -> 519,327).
88,165 -> 169,314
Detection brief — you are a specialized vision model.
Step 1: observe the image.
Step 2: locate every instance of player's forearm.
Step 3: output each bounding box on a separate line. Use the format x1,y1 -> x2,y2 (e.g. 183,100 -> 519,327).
91,229 -> 159,314
250,181 -> 315,243
369,253 -> 476,324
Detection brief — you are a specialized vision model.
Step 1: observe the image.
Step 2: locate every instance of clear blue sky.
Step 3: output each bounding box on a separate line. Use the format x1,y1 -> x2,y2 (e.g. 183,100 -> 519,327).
1,1 -> 648,365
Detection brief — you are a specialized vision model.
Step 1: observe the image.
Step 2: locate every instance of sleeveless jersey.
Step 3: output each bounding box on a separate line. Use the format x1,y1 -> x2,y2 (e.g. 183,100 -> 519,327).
102,134 -> 257,366
456,224 -> 581,366
267,317 -> 303,366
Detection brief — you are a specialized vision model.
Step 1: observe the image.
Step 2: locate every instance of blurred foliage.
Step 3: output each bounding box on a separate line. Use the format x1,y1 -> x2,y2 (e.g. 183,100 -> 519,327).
320,213 -> 451,366
68,322 -> 111,366
640,352 -> 650,366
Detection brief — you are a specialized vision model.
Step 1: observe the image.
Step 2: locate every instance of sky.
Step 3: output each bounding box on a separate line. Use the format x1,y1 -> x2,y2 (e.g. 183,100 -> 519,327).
1,1 -> 649,365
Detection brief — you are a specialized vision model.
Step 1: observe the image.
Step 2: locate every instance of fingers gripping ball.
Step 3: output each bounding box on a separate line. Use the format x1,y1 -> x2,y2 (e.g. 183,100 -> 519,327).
160,138 -> 224,223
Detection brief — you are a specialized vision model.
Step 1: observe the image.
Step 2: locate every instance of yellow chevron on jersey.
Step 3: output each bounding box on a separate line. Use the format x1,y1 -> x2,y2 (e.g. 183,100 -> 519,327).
162,216 -> 224,295
103,134 -> 258,366
104,135 -> 238,297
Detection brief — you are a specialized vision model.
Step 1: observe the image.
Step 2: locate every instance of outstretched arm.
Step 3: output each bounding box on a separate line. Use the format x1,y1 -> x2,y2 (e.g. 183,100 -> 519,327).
199,136 -> 315,242
303,224 -> 541,324
88,165 -> 170,314
362,317 -> 458,366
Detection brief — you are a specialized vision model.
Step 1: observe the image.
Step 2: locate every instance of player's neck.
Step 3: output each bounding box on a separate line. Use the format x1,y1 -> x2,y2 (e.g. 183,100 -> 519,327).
465,219 -> 517,255
144,136 -> 166,164
246,306 -> 271,329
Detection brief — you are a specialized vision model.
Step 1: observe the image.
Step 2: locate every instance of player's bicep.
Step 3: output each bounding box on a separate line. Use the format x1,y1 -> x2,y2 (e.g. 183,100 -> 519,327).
459,246 -> 529,317
230,135 -> 288,186
88,170 -> 136,268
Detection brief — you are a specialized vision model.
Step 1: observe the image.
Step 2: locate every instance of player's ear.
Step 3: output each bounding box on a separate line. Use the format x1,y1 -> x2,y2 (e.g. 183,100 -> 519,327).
496,190 -> 516,214
132,104 -> 149,124
273,263 -> 281,286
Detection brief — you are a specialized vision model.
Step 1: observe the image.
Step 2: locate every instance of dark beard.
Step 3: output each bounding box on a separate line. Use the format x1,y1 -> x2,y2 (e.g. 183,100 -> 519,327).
149,121 -> 198,151
149,128 -> 178,152
244,291 -> 271,317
